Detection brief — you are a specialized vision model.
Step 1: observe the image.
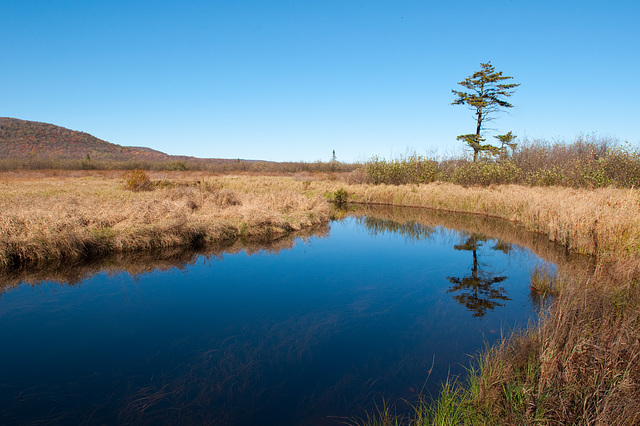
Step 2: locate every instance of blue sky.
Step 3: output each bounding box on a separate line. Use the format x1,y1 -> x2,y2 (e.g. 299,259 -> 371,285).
2,0 -> 638,162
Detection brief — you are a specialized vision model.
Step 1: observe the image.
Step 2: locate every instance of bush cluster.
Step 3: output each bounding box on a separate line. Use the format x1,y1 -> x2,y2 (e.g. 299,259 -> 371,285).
363,137 -> 640,188
365,154 -> 440,185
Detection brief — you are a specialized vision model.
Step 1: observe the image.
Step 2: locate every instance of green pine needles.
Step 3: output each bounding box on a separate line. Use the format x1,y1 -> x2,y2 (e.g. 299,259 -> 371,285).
452,62 -> 520,161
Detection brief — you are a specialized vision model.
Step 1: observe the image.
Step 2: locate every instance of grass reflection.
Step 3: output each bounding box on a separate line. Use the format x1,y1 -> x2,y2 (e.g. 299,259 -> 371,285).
0,226 -> 329,294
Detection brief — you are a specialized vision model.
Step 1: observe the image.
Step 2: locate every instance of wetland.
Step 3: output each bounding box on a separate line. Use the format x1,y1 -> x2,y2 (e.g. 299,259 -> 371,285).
0,206 -> 576,425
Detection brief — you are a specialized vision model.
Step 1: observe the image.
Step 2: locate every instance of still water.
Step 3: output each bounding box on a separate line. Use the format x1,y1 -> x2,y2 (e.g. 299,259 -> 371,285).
0,208 -> 557,425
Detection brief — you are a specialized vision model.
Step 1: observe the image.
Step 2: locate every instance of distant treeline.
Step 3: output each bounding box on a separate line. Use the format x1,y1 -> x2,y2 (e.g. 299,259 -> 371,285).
0,157 -> 359,174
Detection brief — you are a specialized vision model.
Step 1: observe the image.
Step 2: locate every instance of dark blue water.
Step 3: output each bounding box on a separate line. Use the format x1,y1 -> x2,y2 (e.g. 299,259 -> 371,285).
0,214 -> 552,425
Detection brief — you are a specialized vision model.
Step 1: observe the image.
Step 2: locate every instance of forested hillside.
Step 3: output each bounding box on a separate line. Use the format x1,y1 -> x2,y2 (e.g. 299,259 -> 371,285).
0,117 -> 173,161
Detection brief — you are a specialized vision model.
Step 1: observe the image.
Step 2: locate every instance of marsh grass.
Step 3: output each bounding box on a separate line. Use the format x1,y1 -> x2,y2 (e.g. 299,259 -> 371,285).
0,227 -> 327,295
344,379 -> 472,426
458,265 -> 640,425
529,266 -> 561,298
312,181 -> 640,261
344,400 -> 403,426
0,172 -> 332,269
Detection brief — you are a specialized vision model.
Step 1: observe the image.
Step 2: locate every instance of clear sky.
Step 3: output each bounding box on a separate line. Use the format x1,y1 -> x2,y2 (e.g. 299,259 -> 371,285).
2,0 -> 639,162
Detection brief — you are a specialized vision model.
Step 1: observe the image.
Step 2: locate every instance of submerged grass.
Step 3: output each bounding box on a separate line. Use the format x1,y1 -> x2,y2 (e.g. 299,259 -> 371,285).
529,266 -> 561,298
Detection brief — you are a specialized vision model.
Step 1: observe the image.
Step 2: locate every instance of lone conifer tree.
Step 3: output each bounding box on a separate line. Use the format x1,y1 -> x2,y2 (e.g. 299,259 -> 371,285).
452,62 -> 519,161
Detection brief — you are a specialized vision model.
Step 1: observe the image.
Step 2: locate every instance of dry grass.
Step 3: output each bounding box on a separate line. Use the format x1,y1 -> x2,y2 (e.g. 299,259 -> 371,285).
0,171 -> 332,269
0,227 -> 328,293
310,181 -> 640,260
529,265 -> 562,298
466,262 -> 640,425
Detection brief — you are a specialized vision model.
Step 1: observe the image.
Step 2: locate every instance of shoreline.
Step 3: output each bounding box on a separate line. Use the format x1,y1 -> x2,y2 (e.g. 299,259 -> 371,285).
4,172 -> 639,270
0,172 -> 333,271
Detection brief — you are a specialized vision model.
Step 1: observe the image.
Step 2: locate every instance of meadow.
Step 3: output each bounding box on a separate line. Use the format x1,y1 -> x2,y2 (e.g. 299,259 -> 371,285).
0,170 -> 332,270
2,136 -> 640,424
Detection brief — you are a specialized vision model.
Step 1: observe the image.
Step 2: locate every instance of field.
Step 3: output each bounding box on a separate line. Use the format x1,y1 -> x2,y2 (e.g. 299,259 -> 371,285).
2,168 -> 640,424
0,170 -> 333,271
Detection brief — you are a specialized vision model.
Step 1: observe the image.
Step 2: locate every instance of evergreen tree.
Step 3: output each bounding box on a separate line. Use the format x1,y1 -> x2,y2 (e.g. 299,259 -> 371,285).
452,62 -> 519,161
495,131 -> 517,155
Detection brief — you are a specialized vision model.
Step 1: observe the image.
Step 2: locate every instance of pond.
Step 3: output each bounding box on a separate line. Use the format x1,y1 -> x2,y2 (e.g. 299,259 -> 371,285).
0,206 -> 571,425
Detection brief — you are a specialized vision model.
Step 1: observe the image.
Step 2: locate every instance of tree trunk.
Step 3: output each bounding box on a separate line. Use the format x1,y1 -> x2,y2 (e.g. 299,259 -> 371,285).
474,108 -> 482,162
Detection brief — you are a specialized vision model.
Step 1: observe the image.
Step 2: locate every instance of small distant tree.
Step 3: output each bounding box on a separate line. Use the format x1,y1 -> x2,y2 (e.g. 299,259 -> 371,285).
452,62 -> 519,162
495,131 -> 517,156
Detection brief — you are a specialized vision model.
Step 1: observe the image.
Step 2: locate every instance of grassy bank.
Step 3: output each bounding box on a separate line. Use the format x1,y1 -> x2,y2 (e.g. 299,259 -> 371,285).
320,181 -> 640,261
0,171 -> 332,270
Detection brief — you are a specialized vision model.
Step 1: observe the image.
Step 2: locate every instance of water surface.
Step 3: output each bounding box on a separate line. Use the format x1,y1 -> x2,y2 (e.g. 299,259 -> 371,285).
0,208 -> 560,425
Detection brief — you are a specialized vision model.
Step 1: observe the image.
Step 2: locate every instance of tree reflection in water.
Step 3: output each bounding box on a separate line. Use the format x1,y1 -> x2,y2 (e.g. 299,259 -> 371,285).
358,216 -> 513,318
447,233 -> 510,317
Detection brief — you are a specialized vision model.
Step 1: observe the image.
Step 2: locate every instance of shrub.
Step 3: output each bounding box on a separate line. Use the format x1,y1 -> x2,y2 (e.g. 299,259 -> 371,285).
450,160 -> 522,186
364,154 -> 440,185
524,166 -> 565,186
603,146 -> 640,187
579,158 -> 611,188
123,169 -> 153,192
332,188 -> 348,204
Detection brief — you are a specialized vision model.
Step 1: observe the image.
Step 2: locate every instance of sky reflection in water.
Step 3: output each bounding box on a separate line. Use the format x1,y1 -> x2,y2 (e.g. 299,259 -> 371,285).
0,213 -> 552,425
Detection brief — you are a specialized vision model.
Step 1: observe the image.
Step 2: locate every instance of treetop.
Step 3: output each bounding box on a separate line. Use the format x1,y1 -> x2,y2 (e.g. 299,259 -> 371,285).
452,61 -> 519,109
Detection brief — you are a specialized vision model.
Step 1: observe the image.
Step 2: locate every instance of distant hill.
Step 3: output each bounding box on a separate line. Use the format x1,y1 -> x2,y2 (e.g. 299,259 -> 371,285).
0,117 -> 233,163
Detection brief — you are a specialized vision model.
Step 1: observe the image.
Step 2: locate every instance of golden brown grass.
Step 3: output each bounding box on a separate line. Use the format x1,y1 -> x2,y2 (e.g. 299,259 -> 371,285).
12,168 -> 638,266
465,261 -> 640,425
0,171 -> 332,269
312,181 -> 640,260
